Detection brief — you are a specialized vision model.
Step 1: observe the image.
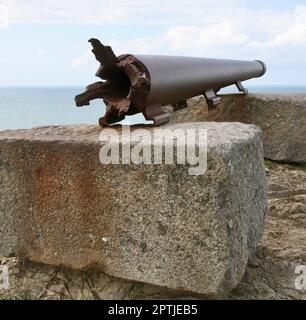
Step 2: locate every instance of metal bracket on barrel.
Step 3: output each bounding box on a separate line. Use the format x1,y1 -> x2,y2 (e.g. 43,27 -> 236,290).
236,81 -> 248,95
143,105 -> 171,125
203,89 -> 222,109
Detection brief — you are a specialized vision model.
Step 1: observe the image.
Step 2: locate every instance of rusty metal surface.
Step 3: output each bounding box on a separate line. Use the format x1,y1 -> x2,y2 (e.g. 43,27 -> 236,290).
75,38 -> 267,127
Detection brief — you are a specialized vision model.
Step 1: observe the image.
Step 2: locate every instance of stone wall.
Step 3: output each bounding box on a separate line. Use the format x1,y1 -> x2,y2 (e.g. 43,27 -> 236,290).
170,94 -> 306,163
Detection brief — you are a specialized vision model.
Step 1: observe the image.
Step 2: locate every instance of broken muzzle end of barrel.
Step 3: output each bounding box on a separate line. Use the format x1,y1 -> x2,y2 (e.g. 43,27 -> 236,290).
75,38 -> 166,127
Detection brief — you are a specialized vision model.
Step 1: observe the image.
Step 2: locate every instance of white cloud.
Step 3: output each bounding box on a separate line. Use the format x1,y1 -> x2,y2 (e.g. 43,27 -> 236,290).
71,21 -> 250,70
3,0 -> 249,26
162,23 -> 249,51
1,0 -> 129,24
71,49 -> 93,69
70,3 -> 306,77
0,0 -> 10,29
248,5 -> 306,47
267,5 -> 306,46
6,0 -> 306,51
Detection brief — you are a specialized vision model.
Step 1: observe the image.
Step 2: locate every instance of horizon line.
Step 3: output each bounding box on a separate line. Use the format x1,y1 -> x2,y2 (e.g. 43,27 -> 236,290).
1,84 -> 306,88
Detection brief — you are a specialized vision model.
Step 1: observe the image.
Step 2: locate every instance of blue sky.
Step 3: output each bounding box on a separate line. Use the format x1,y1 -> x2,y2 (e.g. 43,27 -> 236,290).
0,0 -> 306,86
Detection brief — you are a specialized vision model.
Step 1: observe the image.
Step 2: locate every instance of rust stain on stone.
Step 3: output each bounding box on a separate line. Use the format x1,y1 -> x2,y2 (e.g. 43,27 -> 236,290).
27,143 -> 118,268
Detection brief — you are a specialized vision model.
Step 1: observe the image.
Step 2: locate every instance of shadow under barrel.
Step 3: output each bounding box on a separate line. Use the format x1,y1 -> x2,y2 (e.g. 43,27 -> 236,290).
75,38 -> 266,127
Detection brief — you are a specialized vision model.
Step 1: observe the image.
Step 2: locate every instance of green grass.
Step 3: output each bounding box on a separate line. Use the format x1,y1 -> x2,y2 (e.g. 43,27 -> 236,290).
0,294 -> 16,300
264,159 -> 276,169
0,292 -> 37,300
289,162 -> 306,172
264,159 -> 306,172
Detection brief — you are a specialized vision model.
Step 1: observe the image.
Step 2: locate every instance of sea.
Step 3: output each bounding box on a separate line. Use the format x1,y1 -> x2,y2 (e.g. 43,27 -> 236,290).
0,86 -> 305,131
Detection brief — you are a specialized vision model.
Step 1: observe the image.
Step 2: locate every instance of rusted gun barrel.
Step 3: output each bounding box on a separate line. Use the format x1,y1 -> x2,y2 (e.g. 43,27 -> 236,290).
75,38 -> 266,127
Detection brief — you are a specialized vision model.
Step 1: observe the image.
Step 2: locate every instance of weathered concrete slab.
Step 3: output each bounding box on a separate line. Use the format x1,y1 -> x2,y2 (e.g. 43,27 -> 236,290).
0,123 -> 268,295
170,94 -> 306,163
